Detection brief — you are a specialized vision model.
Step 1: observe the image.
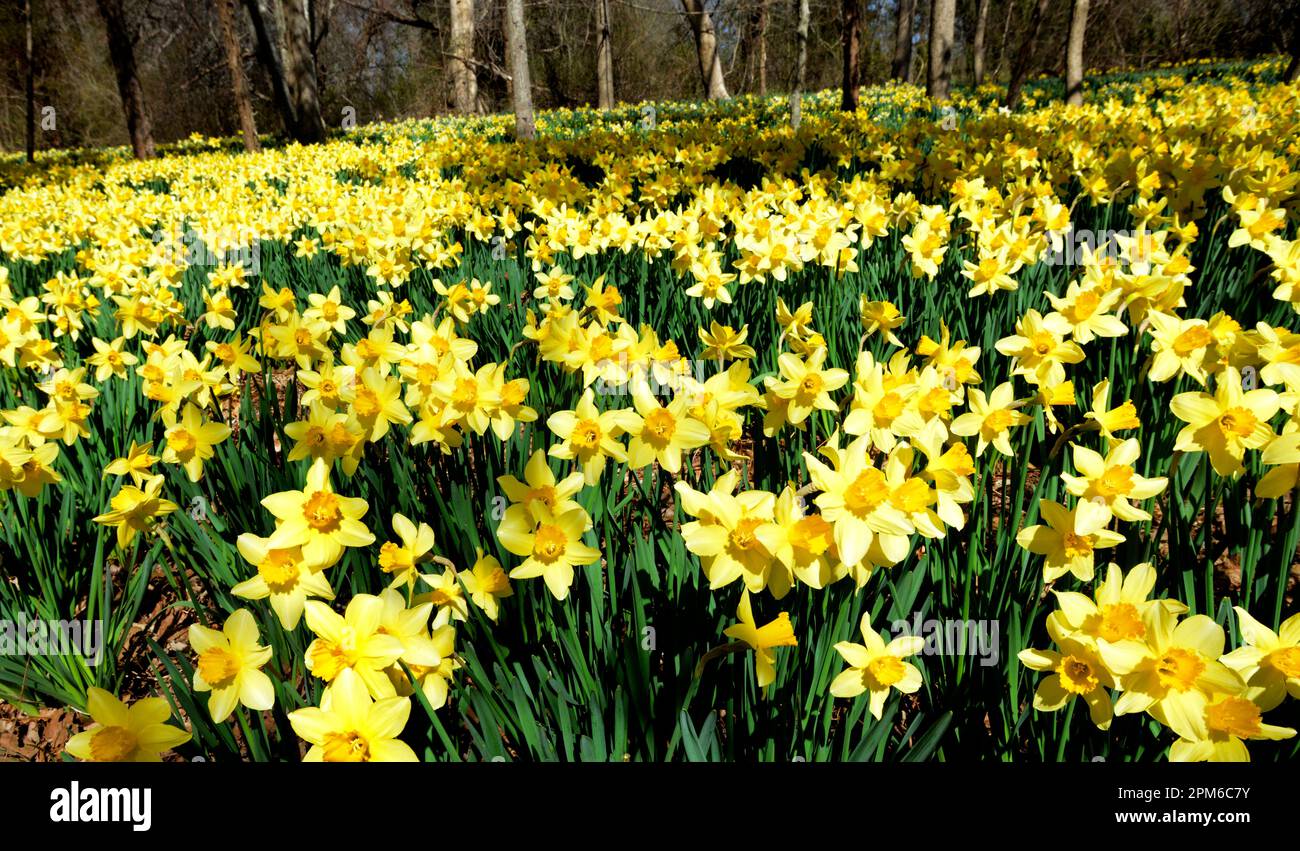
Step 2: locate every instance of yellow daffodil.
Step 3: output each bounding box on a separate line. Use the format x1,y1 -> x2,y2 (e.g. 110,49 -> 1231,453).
233,533 -> 335,630
699,321 -> 756,361
546,388 -> 638,484
1257,431 -> 1300,498
623,378 -> 710,474
189,608 -> 275,722
497,449 -> 586,522
417,565 -> 469,625
497,503 -> 601,600
65,687 -> 191,762
377,512 -> 437,591
830,614 -> 923,718
262,459 -> 376,568
161,402 -> 231,482
1016,499 -> 1125,583
103,440 -> 159,487
1168,694 -> 1295,762
768,348 -> 849,426
723,590 -> 797,691
459,548 -> 513,622
1171,366 -> 1279,477
1084,379 -> 1142,444
1018,616 -> 1115,730
950,382 -> 1029,456
675,471 -> 782,595
1221,607 -> 1300,711
1047,562 -> 1187,647
288,668 -> 417,762
1060,439 -> 1167,522
304,595 -> 406,698
1100,609 -> 1243,740
92,475 -> 178,549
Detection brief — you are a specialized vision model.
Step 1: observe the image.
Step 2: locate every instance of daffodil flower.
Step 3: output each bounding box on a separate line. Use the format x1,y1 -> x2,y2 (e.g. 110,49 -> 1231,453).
1084,379 -> 1142,444
189,609 -> 275,723
304,595 -> 406,698
698,321 -> 756,361
1047,562 -> 1186,647
1019,617 -> 1115,730
288,668 -> 417,762
92,475 -> 178,549
498,503 -> 601,600
1171,365 -> 1279,477
1016,499 -> 1125,583
1060,439 -> 1167,522
233,533 -> 335,630
1221,607 -> 1300,711
950,382 -> 1028,457
497,449 -> 586,523
102,440 -> 159,487
769,485 -> 844,590
1099,609 -> 1243,740
769,348 -> 849,426
623,377 -> 711,474
723,591 -> 797,691
459,548 -> 513,622
675,470 -> 782,595
65,688 -> 191,762
546,389 -> 638,484
1257,430 -> 1300,498
830,614 -> 923,718
1168,694 -> 1295,762
263,458 -> 376,569
161,402 -> 231,482
1145,311 -> 1216,384
417,565 -> 469,625
377,512 -> 437,591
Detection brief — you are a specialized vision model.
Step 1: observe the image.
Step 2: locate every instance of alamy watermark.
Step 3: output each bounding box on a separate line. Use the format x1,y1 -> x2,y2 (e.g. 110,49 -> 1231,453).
148,224 -> 261,275
883,615 -> 1000,667
0,614 -> 104,666
1040,226 -> 1157,268
590,355 -> 718,398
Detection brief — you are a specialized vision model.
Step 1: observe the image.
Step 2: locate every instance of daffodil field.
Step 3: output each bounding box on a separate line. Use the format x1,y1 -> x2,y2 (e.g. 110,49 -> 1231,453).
2,58 -> 1300,763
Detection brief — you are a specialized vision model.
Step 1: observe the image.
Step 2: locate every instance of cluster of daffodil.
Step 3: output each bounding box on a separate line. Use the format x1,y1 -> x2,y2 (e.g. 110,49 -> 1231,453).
978,176 -> 1300,763
4,58 -> 1294,761
1017,563 -> 1299,762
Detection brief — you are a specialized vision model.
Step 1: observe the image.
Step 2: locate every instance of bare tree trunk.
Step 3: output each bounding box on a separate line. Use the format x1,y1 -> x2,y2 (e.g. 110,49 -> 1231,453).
504,0 -> 535,139
790,0 -> 809,122
927,0 -> 955,101
1065,0 -> 1088,105
595,0 -> 614,108
95,0 -> 155,158
740,1 -> 764,93
891,0 -> 915,81
245,0 -> 325,143
971,0 -> 990,86
449,0 -> 477,113
1004,0 -> 1051,109
24,0 -> 34,162
757,0 -> 768,95
215,0 -> 261,152
245,0 -> 296,135
679,0 -> 729,100
841,0 -> 861,110
993,0 -> 1013,78
280,0 -> 325,142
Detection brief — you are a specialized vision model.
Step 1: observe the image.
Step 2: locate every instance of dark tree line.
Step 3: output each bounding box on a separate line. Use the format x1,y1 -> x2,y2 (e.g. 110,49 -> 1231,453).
1,0 -> 1296,157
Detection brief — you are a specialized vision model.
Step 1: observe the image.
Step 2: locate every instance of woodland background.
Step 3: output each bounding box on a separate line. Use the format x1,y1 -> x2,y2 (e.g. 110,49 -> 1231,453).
0,0 -> 1298,156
